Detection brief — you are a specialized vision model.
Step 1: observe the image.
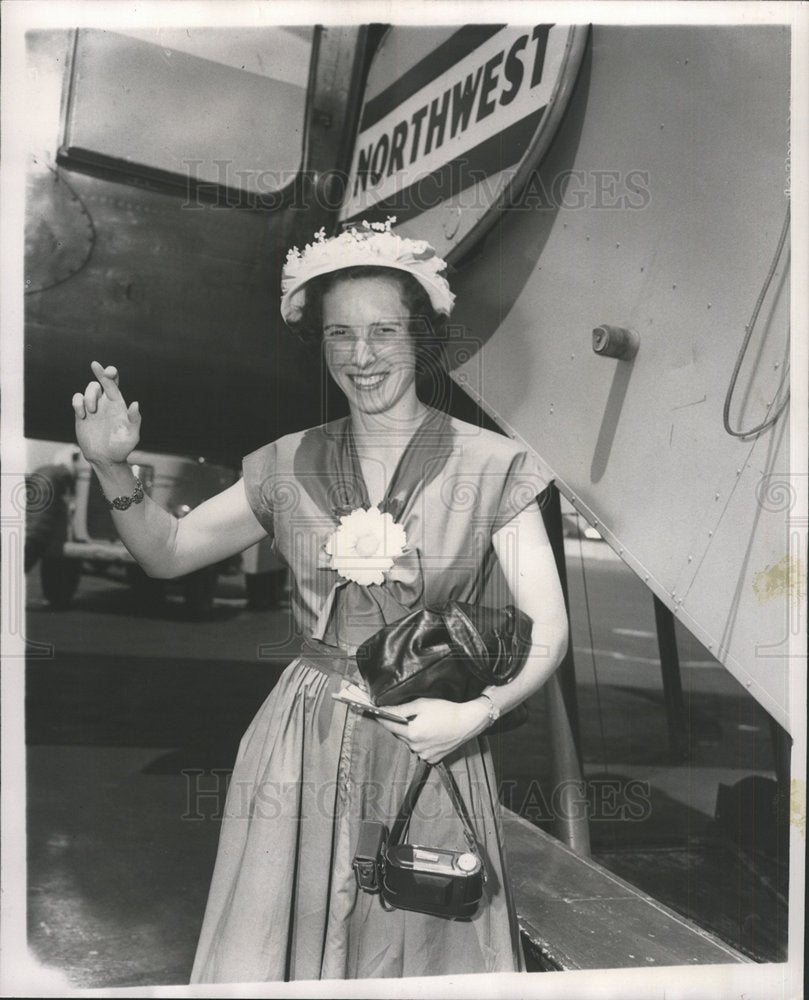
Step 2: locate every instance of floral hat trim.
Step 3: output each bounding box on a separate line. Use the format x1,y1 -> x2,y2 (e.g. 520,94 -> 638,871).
280,218 -> 455,325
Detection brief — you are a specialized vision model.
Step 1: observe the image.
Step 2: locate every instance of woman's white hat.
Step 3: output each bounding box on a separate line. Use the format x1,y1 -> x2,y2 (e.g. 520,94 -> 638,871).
280,218 -> 455,325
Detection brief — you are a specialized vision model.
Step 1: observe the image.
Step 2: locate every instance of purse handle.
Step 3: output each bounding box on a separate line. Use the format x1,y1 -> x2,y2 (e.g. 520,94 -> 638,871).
388,758 -> 486,873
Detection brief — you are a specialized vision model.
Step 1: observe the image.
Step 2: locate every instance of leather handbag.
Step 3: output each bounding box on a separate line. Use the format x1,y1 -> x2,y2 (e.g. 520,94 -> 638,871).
352,758 -> 486,919
355,602 -> 533,731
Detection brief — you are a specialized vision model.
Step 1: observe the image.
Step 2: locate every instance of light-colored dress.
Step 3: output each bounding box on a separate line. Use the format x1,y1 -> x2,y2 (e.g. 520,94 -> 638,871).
190,407 -> 548,983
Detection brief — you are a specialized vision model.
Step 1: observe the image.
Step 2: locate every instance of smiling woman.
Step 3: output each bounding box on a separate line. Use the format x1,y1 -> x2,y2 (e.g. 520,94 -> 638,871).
322,276 -> 420,420
71,220 -> 568,983
289,224 -> 453,422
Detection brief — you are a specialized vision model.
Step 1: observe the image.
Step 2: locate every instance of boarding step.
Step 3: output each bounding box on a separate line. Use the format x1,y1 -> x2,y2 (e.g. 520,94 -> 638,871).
502,809 -> 751,970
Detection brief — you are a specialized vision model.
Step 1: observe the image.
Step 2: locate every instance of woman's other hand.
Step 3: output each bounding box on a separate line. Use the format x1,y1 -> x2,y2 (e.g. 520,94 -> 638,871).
375,697 -> 491,765
72,361 -> 141,466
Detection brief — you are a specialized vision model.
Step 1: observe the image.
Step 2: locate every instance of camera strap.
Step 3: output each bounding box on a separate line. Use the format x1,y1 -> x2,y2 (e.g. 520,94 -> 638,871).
389,758 -> 486,878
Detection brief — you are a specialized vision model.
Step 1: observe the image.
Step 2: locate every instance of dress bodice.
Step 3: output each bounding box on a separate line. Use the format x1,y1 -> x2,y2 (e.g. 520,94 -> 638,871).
242,407 -> 548,651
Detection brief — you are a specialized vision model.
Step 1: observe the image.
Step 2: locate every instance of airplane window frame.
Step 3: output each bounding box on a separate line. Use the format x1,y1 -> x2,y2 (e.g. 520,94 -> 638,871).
57,26 -> 315,211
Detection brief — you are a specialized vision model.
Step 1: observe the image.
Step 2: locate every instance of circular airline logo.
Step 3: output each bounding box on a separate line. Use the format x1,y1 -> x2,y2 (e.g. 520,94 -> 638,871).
340,24 -> 588,260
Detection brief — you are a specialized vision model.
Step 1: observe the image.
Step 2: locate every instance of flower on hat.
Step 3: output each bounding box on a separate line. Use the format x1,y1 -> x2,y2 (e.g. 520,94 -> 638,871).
324,504 -> 407,586
281,218 -> 455,324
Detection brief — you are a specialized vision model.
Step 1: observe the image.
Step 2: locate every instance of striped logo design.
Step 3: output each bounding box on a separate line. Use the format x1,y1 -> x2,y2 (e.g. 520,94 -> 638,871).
340,24 -> 575,228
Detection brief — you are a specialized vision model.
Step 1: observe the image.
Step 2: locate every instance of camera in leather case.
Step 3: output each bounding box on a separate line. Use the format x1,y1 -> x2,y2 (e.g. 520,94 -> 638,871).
352,820 -> 484,919
351,762 -> 486,920
382,843 -> 483,919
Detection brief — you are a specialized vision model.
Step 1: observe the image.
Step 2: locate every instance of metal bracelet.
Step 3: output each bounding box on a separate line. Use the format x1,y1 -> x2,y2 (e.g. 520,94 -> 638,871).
102,477 -> 145,511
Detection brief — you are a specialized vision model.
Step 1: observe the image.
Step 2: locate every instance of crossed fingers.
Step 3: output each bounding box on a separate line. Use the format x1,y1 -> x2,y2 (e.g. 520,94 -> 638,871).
72,361 -> 122,419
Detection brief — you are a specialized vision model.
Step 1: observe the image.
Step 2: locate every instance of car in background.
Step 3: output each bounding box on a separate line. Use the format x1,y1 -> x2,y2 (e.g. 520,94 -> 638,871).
27,440 -> 237,617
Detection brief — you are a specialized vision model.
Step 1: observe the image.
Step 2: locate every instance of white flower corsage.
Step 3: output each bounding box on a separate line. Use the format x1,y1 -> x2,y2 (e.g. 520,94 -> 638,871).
324,505 -> 407,586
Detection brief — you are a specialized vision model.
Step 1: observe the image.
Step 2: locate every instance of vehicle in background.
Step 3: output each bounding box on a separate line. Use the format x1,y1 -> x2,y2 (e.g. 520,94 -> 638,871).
26,439 -> 237,617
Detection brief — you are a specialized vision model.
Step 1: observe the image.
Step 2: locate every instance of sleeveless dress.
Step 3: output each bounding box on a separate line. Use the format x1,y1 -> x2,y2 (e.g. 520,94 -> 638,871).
190,407 -> 548,983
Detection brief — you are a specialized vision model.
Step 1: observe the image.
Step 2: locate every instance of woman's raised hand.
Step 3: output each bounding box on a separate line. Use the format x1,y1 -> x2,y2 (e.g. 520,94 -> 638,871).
72,361 -> 141,466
